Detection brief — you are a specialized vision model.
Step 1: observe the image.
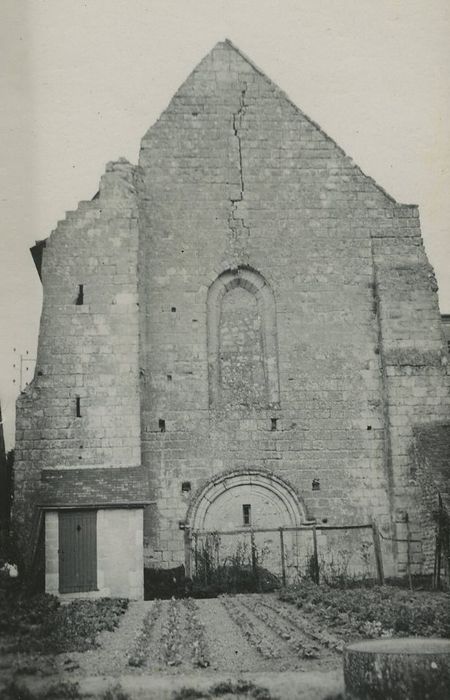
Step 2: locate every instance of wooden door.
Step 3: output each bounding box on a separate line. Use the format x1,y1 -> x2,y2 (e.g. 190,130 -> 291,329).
58,510 -> 97,593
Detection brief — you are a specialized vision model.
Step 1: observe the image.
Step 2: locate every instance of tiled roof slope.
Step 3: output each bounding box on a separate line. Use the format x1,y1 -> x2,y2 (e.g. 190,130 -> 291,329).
39,466 -> 150,508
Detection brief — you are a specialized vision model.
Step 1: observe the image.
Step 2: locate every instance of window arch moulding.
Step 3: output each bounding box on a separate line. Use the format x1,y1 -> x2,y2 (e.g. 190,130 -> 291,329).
207,266 -> 280,408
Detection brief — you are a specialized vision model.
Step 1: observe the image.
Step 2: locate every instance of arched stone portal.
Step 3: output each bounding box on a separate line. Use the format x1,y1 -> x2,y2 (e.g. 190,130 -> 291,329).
186,469 -> 307,581
188,469 -> 306,532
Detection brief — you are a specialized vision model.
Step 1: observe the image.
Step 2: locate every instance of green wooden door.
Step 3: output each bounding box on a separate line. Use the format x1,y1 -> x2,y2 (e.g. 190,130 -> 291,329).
58,510 -> 97,593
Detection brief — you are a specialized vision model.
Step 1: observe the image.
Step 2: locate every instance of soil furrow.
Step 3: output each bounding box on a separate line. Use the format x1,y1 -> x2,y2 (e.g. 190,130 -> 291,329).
256,595 -> 344,652
221,596 -> 308,672
238,595 -> 322,659
60,601 -> 153,677
53,594 -> 343,679
196,598 -> 268,673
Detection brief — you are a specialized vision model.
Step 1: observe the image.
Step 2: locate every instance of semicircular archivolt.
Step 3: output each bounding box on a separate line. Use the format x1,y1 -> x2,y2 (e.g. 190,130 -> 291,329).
188,469 -> 306,532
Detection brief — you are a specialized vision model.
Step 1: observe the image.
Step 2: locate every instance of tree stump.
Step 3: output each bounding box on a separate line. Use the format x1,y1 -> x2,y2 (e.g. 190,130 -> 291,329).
344,638 -> 450,700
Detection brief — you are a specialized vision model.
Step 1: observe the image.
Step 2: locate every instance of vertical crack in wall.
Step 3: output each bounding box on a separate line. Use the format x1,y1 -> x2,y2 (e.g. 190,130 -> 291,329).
228,83 -> 250,268
370,237 -> 397,553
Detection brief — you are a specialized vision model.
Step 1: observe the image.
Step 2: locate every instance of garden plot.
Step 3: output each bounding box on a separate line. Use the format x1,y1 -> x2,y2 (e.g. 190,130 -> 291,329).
1,585 -> 448,698
218,595 -> 340,672
127,598 -> 211,671
47,595 -> 342,679
84,595 -> 340,676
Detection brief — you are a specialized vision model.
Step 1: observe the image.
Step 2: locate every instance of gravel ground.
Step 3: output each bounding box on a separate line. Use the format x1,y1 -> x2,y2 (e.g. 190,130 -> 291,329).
1,594 -> 344,698
53,594 -> 341,678
197,598 -> 267,673
58,600 -> 153,677
50,594 -> 342,679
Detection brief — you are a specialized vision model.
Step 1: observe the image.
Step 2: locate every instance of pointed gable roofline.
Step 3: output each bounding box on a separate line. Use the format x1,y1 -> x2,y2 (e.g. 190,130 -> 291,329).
220,39 -> 402,206
31,39 -> 418,281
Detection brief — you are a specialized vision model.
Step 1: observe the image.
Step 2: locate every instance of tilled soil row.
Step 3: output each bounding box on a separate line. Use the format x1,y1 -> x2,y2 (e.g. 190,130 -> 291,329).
219,595 -> 297,671
60,600 -> 152,677
220,595 -> 340,673
255,595 -> 345,652
238,596 -> 322,658
129,599 -> 216,673
244,595 -> 344,657
21,594 -> 343,680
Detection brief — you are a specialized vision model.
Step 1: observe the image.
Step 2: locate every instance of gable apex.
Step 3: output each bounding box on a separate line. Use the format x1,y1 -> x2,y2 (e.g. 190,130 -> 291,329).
150,39 -> 399,205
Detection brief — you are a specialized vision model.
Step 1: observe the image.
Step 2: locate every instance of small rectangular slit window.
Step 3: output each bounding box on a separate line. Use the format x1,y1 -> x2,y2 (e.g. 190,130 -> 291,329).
171,307 -> 176,313
76,397 -> 81,417
76,284 -> 84,305
159,419 -> 166,433
271,418 -> 278,431
167,374 -> 172,382
242,504 -> 251,526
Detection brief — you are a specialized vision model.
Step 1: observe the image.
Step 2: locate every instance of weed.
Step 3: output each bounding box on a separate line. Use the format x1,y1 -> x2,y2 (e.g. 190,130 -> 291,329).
171,677 -> 277,698
210,679 -> 276,698
172,689 -> 207,700
45,681 -> 81,699
103,682 -> 130,700
2,681 -> 36,700
2,680 -> 81,699
192,535 -> 279,596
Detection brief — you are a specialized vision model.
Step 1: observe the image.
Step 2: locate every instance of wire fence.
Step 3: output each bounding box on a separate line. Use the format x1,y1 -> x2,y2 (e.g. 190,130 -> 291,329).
186,521 -> 385,589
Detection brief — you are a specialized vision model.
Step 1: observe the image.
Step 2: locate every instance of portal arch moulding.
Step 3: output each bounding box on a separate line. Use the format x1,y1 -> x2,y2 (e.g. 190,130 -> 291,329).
187,468 -> 307,532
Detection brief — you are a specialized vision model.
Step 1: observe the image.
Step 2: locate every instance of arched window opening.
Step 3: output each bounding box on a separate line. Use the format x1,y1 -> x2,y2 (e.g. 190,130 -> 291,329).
207,267 -> 280,408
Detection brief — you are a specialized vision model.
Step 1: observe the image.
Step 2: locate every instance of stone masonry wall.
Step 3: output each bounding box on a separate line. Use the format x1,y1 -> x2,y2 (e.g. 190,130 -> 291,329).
219,286 -> 266,407
372,218 -> 450,572
15,41 -> 449,579
14,160 -> 141,560
138,41 -> 404,571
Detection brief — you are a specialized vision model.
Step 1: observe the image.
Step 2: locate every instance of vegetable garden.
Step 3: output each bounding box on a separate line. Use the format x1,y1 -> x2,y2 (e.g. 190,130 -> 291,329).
0,580 -> 448,698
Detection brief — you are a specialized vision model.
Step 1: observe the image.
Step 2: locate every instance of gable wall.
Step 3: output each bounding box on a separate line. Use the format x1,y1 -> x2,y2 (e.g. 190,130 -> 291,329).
13,42 -> 449,578
138,43 -> 401,570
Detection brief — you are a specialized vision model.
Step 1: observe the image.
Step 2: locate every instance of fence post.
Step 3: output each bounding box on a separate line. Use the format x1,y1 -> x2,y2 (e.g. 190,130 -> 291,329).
435,526 -> 442,591
312,524 -> 319,585
215,534 -> 220,570
184,527 -> 191,579
250,529 -> 259,590
279,527 -> 286,587
194,533 -> 198,580
405,514 -> 413,591
371,521 -> 385,585
433,531 -> 438,590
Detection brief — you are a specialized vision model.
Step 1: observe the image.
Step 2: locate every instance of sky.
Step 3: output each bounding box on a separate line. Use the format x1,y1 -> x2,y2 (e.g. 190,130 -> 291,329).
0,0 -> 449,449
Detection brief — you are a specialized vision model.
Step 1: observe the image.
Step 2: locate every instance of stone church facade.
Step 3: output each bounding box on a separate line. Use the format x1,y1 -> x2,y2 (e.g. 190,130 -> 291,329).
13,41 -> 450,598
